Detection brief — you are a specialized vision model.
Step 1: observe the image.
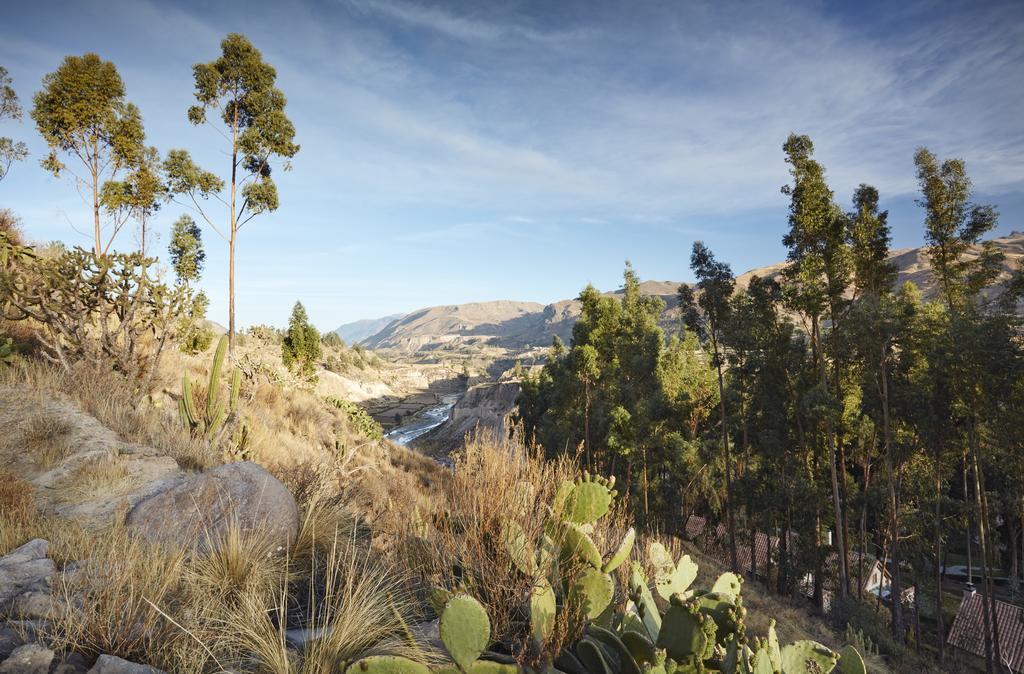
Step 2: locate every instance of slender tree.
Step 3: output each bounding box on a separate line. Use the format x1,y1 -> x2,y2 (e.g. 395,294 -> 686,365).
165,34 -> 299,355
679,241 -> 739,572
31,54 -> 146,254
847,184 -> 906,638
0,66 -> 28,182
779,133 -> 850,600
282,301 -> 321,378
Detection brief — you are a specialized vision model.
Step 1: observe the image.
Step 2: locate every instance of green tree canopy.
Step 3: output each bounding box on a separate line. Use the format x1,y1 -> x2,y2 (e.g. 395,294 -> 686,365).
31,54 -> 147,254
168,215 -> 205,285
0,66 -> 28,183
282,301 -> 320,378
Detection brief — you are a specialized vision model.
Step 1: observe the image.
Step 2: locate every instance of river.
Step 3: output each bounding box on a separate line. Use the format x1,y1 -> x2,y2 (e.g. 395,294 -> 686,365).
384,393 -> 461,446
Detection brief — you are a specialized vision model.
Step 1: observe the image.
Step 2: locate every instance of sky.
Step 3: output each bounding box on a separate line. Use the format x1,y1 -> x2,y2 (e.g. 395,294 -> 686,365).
1,0 -> 1023,331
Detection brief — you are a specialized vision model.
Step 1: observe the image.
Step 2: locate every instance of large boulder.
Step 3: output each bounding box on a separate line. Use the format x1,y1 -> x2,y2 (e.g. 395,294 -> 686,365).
124,462 -> 298,551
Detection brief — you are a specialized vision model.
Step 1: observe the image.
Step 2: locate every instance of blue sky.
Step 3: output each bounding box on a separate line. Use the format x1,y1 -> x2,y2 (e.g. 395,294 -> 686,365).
1,0 -> 1022,330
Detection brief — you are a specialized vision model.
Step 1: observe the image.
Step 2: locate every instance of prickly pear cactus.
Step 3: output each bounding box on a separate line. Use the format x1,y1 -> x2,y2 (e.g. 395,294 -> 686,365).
781,640 -> 839,674
648,542 -> 698,601
837,644 -> 866,674
350,656 -> 430,674
439,594 -> 491,671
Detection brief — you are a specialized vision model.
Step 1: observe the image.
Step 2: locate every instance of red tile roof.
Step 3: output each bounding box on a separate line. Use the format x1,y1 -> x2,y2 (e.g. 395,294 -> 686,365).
948,592 -> 1024,673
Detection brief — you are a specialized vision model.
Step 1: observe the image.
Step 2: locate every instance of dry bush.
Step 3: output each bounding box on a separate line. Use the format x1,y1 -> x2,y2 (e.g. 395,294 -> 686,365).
395,430 -> 601,660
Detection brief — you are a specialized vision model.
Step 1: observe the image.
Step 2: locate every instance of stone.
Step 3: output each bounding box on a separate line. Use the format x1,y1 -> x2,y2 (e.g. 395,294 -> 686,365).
87,654 -> 166,673
0,539 -> 55,615
54,652 -> 90,673
11,591 -> 58,620
0,643 -> 54,673
0,627 -> 22,660
125,462 -> 298,551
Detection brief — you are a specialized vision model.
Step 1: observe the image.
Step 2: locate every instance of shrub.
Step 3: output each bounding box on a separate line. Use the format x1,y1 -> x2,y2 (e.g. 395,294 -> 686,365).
0,244 -> 189,387
326,396 -> 384,441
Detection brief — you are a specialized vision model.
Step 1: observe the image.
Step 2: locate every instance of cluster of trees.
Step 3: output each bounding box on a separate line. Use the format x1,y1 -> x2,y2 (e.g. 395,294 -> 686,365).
517,135 -> 1024,669
0,33 -> 298,356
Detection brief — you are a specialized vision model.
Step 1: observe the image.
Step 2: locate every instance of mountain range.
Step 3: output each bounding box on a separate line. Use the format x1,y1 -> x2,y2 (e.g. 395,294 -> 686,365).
335,232 -> 1024,357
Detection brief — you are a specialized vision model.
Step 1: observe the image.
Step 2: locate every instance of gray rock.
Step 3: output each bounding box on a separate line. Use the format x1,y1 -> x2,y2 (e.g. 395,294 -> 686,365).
87,654 -> 166,673
125,462 -> 298,551
53,652 -> 89,673
0,643 -> 54,673
0,539 -> 55,614
10,591 -> 58,620
0,627 -> 22,660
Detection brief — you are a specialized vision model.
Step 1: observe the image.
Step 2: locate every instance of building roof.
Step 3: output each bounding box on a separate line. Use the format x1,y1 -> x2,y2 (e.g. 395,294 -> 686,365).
948,592 -> 1024,673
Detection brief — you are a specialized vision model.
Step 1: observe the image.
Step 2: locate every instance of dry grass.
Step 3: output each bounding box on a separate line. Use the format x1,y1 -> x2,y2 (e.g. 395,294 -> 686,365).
20,411 -> 74,468
0,359 -> 215,470
392,430 -> 614,665
38,516 -> 426,673
62,454 -> 131,501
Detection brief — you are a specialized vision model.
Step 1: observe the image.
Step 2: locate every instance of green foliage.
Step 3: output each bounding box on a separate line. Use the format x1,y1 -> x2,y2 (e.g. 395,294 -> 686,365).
0,66 -> 28,183
282,301 -> 321,379
169,215 -> 205,284
516,264 -> 715,526
31,53 -> 147,253
322,331 -> 344,348
326,396 -> 384,441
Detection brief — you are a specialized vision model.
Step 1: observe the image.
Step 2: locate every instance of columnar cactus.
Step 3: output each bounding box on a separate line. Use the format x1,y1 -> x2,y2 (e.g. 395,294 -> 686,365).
179,334 -> 241,439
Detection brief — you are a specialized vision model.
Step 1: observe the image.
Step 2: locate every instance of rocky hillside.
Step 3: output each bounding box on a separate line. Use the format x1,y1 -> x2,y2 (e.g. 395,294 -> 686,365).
340,232 -> 1024,358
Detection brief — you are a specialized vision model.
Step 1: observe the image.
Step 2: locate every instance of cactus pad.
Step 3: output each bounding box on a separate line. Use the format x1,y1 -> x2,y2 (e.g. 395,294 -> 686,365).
572,567 -> 615,619
838,645 -> 866,674
603,527 -> 636,573
560,522 -> 603,569
530,579 -> 556,644
657,604 -> 706,663
781,640 -> 839,674
711,572 -> 742,599
750,649 -> 773,674
351,656 -> 430,674
502,518 -> 536,575
648,542 -> 698,601
439,595 -> 490,671
564,474 -> 615,524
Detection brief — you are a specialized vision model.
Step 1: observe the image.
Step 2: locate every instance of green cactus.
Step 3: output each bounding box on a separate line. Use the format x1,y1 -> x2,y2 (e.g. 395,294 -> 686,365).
350,656 -> 431,674
439,594 -> 491,671
837,645 -> 866,674
572,567 -> 616,620
530,579 -> 556,645
648,542 -> 698,601
502,519 -> 536,575
602,527 -> 636,573
657,602 -> 707,663
179,334 -> 241,440
561,472 -> 617,524
781,640 -> 839,674
750,649 -> 773,674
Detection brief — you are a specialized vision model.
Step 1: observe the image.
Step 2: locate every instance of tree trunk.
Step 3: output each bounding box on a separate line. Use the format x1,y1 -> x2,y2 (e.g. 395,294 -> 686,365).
815,316 -> 849,598
934,461 -> 945,663
974,448 -> 1002,669
714,338 -> 738,573
92,139 -> 101,255
880,356 -> 904,639
971,450 -> 995,674
965,456 -> 974,586
228,108 -> 238,357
